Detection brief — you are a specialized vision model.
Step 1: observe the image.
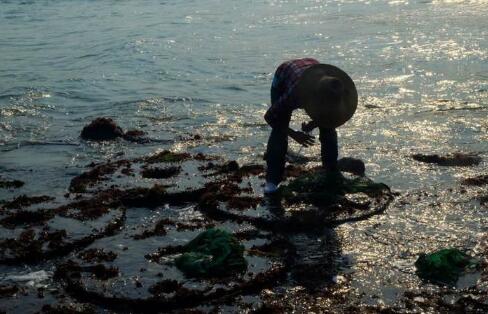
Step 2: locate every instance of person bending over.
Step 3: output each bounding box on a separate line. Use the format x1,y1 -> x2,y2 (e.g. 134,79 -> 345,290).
264,58 -> 358,194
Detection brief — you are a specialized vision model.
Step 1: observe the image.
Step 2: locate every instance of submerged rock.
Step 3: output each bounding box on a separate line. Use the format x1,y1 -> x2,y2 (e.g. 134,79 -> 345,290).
80,118 -> 124,141
411,153 -> 482,167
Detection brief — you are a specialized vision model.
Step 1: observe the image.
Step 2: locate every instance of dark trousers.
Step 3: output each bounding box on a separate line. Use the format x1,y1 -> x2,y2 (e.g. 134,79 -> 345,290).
265,127 -> 338,185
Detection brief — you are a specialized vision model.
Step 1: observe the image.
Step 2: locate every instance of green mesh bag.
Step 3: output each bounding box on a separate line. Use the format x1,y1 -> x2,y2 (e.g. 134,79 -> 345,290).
415,248 -> 478,285
175,228 -> 247,277
280,171 -> 388,206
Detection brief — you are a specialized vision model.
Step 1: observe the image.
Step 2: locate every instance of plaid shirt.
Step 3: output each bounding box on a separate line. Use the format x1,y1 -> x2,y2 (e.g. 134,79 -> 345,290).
264,58 -> 319,129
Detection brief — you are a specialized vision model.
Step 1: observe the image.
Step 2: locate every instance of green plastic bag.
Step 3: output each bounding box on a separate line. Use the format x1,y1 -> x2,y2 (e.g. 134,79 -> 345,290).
175,228 -> 247,277
415,248 -> 478,285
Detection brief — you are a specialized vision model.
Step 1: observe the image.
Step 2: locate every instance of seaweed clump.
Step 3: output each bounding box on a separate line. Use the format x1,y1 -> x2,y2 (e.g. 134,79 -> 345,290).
69,160 -> 129,193
412,153 -> 482,167
462,174 -> 488,186
78,248 -> 117,263
141,166 -> 181,179
133,218 -> 173,240
1,195 -> 54,210
0,179 -> 24,189
0,209 -> 55,228
280,170 -> 388,206
41,303 -> 96,314
143,150 -> 191,164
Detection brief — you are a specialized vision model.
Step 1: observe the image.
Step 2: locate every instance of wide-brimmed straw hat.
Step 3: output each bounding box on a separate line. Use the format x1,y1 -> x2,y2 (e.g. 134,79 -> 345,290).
296,64 -> 358,128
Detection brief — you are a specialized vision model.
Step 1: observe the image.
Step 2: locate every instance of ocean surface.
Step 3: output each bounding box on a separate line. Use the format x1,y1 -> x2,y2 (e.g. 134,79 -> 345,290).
0,0 -> 487,312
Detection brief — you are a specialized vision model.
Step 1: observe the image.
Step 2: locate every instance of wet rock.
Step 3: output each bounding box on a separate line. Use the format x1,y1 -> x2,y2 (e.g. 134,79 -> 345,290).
80,118 -> 124,141
123,129 -> 150,143
141,166 -> 181,179
124,129 -> 145,137
411,153 -> 482,167
337,157 -> 366,176
0,179 -> 24,189
462,174 -> 488,186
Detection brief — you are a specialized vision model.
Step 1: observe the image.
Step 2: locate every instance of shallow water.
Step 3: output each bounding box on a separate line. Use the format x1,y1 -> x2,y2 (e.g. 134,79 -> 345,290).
1,0 -> 487,312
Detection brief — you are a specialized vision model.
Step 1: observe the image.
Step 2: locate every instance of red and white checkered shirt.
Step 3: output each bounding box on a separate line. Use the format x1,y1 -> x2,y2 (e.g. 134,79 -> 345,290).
264,58 -> 319,129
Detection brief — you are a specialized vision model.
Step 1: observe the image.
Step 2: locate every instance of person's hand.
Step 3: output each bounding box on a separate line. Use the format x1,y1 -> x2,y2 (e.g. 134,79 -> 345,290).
301,121 -> 317,133
289,130 -> 315,147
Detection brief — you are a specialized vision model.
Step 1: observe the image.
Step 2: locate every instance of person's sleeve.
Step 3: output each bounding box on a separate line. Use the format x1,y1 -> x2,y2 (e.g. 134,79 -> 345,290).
264,65 -> 292,129
264,103 -> 292,129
